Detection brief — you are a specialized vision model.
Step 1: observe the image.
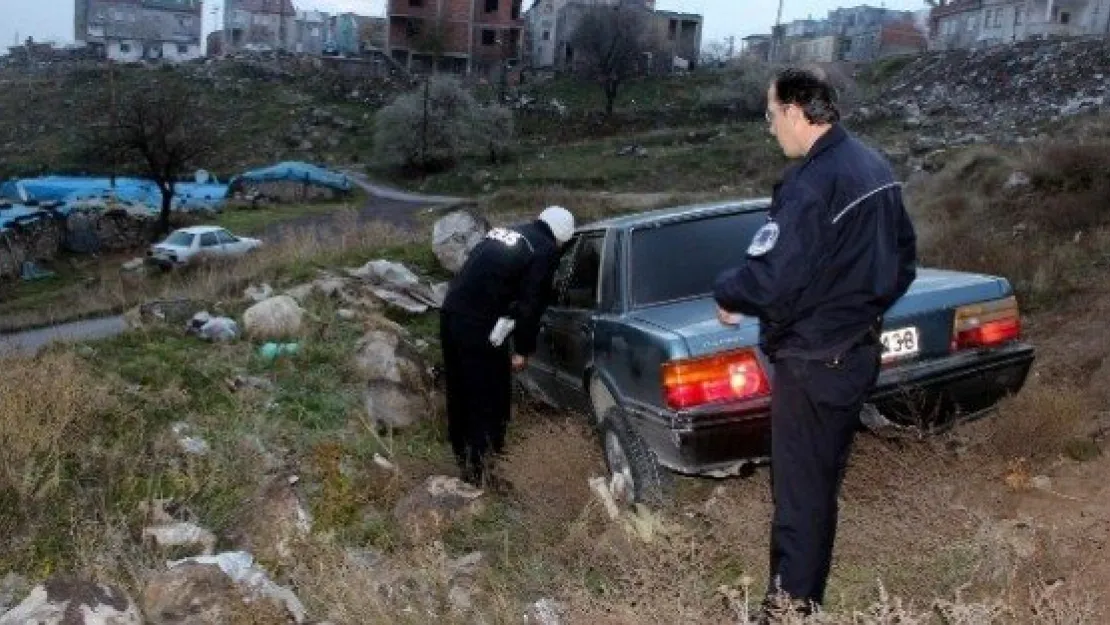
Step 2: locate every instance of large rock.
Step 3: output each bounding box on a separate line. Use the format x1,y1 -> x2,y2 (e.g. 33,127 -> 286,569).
141,564 -> 244,625
352,330 -> 425,388
141,562 -> 292,625
353,329 -> 431,429
242,295 -> 304,339
0,576 -> 142,625
364,382 -> 431,430
161,552 -> 306,623
432,210 -> 488,273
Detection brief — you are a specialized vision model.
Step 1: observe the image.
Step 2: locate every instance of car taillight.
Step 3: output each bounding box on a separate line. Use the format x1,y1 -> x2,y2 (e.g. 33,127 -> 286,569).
661,348 -> 770,410
951,295 -> 1022,350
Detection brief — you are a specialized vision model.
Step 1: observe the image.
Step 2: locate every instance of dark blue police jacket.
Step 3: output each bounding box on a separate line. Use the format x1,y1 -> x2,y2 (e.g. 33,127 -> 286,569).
713,123 -> 918,361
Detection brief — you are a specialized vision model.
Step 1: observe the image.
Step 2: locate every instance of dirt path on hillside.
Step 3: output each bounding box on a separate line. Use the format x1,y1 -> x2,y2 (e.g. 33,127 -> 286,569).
262,173 -> 466,239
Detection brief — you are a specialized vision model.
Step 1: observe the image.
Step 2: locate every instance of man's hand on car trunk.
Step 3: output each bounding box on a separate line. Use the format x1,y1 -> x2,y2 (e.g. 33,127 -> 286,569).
716,305 -> 744,326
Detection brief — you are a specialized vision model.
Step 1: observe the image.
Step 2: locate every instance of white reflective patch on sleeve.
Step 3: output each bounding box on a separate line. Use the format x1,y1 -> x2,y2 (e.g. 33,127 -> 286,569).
486,227 -> 522,247
747,221 -> 780,257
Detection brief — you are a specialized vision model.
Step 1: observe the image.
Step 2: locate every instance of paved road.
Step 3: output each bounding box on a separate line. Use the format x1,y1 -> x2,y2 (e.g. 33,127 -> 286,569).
0,315 -> 128,357
0,177 -> 467,358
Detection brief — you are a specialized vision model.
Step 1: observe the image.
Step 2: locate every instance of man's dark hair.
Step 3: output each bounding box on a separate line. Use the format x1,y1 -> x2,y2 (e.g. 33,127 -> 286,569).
772,66 -> 840,125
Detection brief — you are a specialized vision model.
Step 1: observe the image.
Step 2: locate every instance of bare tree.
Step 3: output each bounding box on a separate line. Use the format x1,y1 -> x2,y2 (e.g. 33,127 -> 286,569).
98,76 -> 219,235
569,0 -> 655,116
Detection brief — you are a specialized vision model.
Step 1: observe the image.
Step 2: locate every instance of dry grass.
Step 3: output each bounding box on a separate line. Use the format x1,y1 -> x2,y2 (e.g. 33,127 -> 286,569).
970,379 -> 1096,464
908,142 -> 1110,312
0,210 -> 423,332
0,352 -> 116,506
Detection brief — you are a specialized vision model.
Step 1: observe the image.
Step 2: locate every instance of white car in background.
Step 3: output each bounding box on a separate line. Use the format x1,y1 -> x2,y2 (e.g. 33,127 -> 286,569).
147,226 -> 262,268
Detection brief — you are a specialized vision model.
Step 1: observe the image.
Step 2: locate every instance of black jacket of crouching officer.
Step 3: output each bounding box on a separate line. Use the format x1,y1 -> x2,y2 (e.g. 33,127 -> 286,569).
439,206 -> 575,487
712,67 -> 917,617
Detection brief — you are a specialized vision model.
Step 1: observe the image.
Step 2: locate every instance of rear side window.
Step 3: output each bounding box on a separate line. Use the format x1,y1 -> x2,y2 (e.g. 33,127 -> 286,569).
629,210 -> 767,307
561,233 -> 604,309
166,232 -> 194,247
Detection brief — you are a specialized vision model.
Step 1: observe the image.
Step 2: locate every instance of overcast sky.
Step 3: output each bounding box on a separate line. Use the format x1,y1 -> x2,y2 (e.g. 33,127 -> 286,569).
7,0 -> 930,49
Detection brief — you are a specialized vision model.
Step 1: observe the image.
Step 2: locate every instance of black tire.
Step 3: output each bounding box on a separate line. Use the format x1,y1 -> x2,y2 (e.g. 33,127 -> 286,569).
597,406 -> 673,509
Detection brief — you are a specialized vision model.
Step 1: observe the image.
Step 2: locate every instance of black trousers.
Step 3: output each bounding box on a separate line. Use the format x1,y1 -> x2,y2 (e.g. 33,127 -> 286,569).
765,339 -> 882,609
439,310 -> 512,484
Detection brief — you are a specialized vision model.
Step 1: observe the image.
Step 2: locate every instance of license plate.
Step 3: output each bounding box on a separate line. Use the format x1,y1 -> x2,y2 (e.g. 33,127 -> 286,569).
881,326 -> 920,361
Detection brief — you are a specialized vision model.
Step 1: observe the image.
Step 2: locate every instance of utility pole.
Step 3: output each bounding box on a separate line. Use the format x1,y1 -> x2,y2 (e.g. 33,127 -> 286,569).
769,0 -> 784,63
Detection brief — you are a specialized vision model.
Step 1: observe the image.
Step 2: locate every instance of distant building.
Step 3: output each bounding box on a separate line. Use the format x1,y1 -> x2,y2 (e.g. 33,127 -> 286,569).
223,0 -> 297,52
551,0 -> 683,72
928,0 -> 1110,50
73,0 -> 204,62
760,4 -> 926,63
386,0 -> 525,77
294,10 -> 329,55
331,13 -> 387,55
652,10 -> 704,69
740,34 -> 772,59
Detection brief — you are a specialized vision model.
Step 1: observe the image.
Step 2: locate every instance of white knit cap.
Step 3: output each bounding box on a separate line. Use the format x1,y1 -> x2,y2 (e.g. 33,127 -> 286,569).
539,205 -> 575,245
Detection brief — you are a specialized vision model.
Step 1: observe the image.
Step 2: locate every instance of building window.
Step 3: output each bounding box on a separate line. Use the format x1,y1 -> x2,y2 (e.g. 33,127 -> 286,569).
542,30 -> 550,41
119,42 -> 131,53
178,44 -> 189,54
485,0 -> 499,12
409,0 -> 423,6
1060,11 -> 1070,24
1016,8 -> 1023,25
482,29 -> 496,45
511,0 -> 521,19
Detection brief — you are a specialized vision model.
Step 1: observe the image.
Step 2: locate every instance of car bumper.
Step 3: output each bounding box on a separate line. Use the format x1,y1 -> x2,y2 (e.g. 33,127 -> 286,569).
628,342 -> 1036,476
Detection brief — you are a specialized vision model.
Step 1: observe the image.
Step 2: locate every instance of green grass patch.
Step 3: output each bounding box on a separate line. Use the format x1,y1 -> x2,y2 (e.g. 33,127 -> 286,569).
215,197 -> 364,235
380,122 -> 786,197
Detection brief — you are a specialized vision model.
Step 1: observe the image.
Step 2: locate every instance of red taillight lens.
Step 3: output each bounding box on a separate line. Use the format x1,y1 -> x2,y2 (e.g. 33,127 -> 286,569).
951,296 -> 1022,350
661,349 -> 770,410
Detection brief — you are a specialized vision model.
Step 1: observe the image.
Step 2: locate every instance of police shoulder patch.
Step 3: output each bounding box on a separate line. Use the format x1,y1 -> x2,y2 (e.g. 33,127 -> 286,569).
747,221 -> 780,257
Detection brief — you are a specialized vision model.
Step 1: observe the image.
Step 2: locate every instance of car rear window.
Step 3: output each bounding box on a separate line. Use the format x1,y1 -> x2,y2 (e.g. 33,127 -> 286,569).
629,210 -> 767,307
166,232 -> 194,246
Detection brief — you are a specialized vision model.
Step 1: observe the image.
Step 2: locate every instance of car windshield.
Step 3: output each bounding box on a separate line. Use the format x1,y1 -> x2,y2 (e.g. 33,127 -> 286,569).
165,232 -> 194,247
629,209 -> 768,307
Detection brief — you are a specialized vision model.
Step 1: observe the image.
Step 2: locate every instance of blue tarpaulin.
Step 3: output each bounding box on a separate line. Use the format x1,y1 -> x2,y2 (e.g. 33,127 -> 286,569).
229,161 -> 351,192
0,176 -> 229,214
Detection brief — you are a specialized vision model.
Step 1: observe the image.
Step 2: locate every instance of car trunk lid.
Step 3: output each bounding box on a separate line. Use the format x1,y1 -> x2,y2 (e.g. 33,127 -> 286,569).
627,269 -> 1011,362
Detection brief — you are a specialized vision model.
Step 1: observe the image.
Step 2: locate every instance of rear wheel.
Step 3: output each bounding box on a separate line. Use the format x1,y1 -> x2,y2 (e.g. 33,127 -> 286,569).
597,406 -> 672,509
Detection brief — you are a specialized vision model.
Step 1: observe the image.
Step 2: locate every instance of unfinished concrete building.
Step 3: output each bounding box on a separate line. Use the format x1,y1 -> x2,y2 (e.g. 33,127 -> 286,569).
386,0 -> 525,76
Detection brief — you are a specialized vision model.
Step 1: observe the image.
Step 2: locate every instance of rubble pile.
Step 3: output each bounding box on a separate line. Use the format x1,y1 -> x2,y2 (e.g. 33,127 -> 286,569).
854,38 -> 1110,139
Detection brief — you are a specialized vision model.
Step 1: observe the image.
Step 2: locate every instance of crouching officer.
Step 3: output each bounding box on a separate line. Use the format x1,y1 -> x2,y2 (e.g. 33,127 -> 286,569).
712,67 -> 917,616
439,206 -> 576,488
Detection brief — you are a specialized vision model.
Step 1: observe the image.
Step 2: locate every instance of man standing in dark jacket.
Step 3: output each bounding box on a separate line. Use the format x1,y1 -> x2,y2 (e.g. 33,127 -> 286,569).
712,67 -> 917,616
440,206 -> 576,488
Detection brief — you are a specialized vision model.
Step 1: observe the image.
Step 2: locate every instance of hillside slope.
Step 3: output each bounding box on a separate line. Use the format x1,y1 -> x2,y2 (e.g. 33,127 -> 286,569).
0,55 -> 409,179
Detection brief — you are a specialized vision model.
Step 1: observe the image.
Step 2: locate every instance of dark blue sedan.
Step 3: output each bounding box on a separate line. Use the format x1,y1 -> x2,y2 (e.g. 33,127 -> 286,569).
518,198 -> 1035,505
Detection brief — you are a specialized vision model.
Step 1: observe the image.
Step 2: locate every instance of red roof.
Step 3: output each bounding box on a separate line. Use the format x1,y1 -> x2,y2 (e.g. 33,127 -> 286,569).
881,22 -> 927,47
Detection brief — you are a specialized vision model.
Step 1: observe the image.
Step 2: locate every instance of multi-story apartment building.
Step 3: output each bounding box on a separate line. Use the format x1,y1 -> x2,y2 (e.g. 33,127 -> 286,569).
386,0 -> 525,76
74,0 -> 203,62
766,4 -> 927,63
929,0 -> 1110,50
222,0 -> 297,52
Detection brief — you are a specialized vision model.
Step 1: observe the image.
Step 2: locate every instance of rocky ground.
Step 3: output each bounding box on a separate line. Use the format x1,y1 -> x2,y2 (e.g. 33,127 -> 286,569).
850,37 -> 1110,172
